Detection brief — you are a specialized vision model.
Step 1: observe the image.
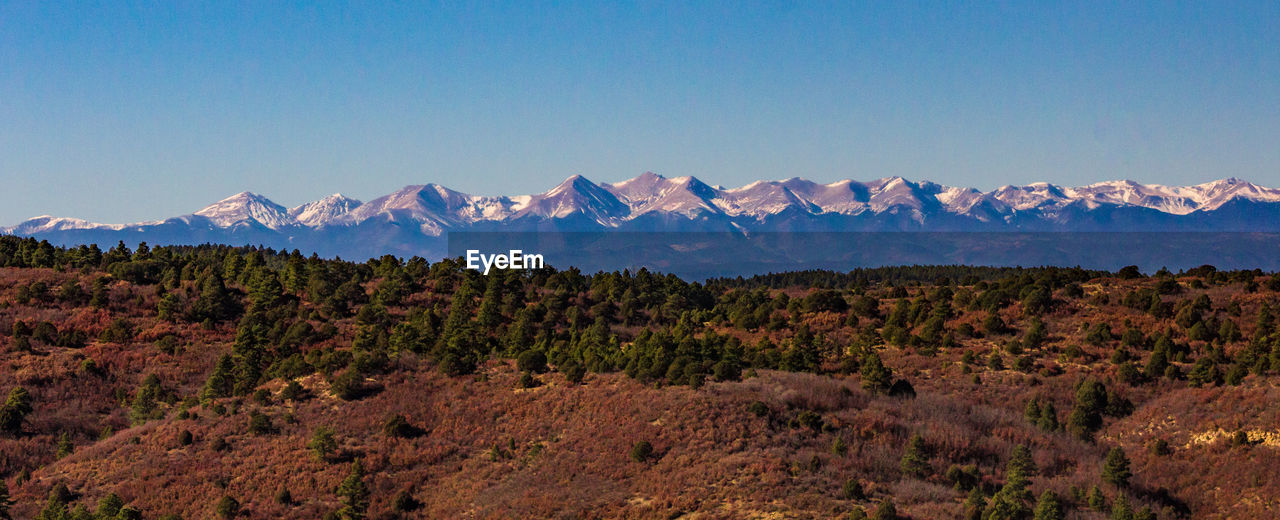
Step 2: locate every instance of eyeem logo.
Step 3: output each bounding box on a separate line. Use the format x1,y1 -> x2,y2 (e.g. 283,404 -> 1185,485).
466,249 -> 544,275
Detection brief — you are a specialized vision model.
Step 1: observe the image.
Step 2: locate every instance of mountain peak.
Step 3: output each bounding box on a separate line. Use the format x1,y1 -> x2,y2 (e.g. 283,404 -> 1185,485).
289,193 -> 363,227
195,192 -> 293,229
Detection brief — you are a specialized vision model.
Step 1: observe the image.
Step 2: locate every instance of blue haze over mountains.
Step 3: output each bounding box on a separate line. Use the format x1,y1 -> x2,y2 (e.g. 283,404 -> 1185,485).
7,173 -> 1280,276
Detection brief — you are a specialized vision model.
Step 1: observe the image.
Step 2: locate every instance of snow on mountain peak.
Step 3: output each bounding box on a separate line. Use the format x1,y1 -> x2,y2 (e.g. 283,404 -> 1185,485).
289,194 -> 363,227
10,175 -> 1280,239
194,192 -> 295,229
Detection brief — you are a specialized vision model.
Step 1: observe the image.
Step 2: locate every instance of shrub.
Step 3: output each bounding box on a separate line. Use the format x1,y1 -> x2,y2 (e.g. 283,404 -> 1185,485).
281,380 -> 305,401
712,359 -> 742,382
391,489 -> 419,513
383,414 -> 423,439
248,411 -> 274,435
630,440 -> 654,463
888,379 -> 915,398
1148,438 -> 1171,456
516,350 -> 548,373
562,363 -> 586,384
518,371 -> 541,389
330,370 -> 365,400
842,479 -> 865,500
871,500 -> 898,520
216,496 -> 240,519
252,389 -> 271,406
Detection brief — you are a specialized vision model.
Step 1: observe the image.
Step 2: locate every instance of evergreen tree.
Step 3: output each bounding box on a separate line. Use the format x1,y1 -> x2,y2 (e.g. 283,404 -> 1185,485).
1008,444 -> 1037,481
963,488 -> 987,520
899,434 -> 930,478
1110,494 -> 1134,520
130,374 -> 163,425
1102,447 -> 1132,487
1032,491 -> 1064,520
336,459 -> 370,520
96,493 -> 124,518
0,387 -> 33,436
36,484 -> 72,520
309,426 -> 338,462
860,351 -> 892,393
192,273 -> 239,323
983,445 -> 1035,519
477,276 -> 503,329
1087,486 -> 1108,511
202,354 -> 236,400
1037,401 -> 1059,431
1068,379 -> 1108,439
1023,398 -> 1041,423
55,431 -> 73,458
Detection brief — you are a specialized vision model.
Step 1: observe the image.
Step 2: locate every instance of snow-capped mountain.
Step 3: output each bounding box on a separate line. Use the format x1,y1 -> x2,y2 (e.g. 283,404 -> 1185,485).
5,174 -> 1280,268
289,194 -> 362,227
193,191 -> 295,230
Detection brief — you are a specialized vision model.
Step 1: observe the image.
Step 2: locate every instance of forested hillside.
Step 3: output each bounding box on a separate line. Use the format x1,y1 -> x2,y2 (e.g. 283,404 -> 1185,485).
1,235 -> 1279,519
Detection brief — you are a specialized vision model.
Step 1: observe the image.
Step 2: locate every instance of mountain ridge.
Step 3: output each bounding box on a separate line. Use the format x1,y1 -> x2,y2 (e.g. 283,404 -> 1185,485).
6,174 -> 1280,265
8,174 -> 1279,232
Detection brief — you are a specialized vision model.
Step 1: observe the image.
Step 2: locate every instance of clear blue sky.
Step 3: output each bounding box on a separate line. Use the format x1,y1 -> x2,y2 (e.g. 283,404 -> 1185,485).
2,2 -> 1278,224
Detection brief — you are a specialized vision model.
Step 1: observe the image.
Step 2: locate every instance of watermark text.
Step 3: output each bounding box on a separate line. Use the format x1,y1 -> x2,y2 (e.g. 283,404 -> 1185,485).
466,249 -> 544,275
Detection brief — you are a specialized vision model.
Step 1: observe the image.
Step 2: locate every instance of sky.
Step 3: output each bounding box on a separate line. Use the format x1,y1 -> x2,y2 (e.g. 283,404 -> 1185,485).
1,1 -> 1278,224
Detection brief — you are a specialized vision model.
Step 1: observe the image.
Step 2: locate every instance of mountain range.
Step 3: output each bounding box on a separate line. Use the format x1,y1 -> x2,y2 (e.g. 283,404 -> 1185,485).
6,174 -> 1280,270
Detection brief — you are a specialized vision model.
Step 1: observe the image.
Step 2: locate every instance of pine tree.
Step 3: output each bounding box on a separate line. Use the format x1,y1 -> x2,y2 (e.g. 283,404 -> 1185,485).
1102,447 -> 1132,487
309,426 -> 338,462
860,351 -> 892,392
0,387 -> 33,436
963,488 -> 986,520
1087,485 -> 1108,511
130,374 -> 163,425
55,432 -> 73,458
202,354 -> 236,400
832,436 -> 848,456
1110,494 -> 1134,520
1008,444 -> 1037,482
983,445 -> 1035,519
477,276 -> 503,329
337,459 -> 370,520
1033,491 -> 1064,520
1037,401 -> 1059,431
1068,379 -> 1108,439
1023,398 -> 1041,423
96,493 -> 124,518
899,434 -> 930,478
